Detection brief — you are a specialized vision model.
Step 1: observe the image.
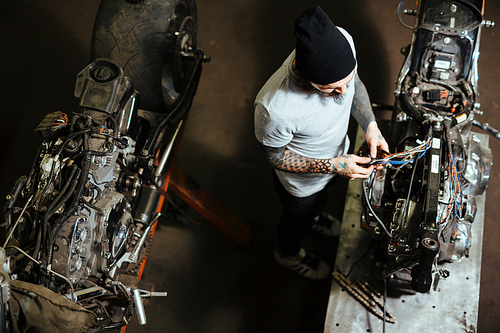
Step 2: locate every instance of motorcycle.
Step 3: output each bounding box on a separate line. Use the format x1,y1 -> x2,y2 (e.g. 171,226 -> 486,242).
0,0 -> 209,331
361,0 -> 496,294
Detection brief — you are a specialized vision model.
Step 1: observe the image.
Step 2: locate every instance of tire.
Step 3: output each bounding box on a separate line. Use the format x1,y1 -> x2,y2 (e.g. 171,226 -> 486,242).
91,0 -> 198,112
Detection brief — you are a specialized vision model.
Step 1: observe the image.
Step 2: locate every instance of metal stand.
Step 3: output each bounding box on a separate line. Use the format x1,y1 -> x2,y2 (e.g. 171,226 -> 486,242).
127,117 -> 253,333
167,164 -> 253,247
323,128 -> 486,332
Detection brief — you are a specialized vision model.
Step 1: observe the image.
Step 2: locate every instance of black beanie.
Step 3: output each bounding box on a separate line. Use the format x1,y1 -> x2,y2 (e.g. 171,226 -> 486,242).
294,6 -> 356,85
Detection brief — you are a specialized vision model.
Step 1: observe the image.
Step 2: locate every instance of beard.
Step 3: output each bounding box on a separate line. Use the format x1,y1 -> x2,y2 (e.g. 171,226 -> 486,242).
324,90 -> 345,104
297,75 -> 346,104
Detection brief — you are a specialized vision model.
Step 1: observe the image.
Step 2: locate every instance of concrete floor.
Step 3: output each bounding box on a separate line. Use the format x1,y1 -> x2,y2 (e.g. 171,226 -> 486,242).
1,1 -> 500,332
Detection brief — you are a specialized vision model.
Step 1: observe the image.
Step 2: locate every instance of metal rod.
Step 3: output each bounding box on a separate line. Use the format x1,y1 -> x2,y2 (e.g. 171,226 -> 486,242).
131,287 -> 147,325
5,245 -> 76,301
3,195 -> 33,248
155,119 -> 184,177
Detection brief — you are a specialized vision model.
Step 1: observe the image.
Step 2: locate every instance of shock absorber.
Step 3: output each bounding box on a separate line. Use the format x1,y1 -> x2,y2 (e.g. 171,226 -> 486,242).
133,186 -> 161,225
411,231 -> 440,293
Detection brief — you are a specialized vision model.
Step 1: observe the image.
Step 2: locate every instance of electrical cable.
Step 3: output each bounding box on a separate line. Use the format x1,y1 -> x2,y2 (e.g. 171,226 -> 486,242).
362,177 -> 394,239
383,277 -> 387,333
363,137 -> 430,167
363,134 -> 431,241
93,131 -> 129,148
5,245 -> 76,302
35,129 -> 91,203
346,239 -> 374,278
399,150 -> 420,229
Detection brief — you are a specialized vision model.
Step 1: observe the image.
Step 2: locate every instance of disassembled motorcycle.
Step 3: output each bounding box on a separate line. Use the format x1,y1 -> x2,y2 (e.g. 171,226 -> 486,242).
0,0 -> 209,332
362,0 -> 496,295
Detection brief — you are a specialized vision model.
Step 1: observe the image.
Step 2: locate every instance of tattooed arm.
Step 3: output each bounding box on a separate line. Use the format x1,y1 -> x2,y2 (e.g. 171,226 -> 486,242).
262,145 -> 374,179
351,73 -> 390,158
351,72 -> 375,132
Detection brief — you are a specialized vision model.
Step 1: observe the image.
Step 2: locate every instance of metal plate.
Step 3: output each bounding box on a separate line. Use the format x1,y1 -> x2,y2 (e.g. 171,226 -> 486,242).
323,130 -> 486,333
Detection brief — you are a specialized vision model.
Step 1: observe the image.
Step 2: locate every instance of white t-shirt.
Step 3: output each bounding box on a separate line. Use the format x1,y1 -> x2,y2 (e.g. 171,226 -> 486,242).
254,27 -> 357,197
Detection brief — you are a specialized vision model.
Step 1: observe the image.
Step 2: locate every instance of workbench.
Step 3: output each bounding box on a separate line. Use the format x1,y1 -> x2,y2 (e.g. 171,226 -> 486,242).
323,129 -> 486,332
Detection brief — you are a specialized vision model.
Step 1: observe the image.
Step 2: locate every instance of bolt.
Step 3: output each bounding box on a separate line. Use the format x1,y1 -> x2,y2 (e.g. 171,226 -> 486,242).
396,112 -> 408,123
67,141 -> 77,150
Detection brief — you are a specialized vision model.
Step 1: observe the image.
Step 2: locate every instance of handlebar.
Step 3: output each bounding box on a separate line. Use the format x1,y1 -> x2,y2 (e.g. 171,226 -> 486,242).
472,120 -> 500,140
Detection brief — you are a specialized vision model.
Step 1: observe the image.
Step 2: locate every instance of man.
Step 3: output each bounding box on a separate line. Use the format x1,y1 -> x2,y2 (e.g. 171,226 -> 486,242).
254,6 -> 389,279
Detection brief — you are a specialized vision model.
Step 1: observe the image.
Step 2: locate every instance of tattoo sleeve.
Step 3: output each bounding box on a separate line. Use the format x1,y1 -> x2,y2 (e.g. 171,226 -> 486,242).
262,146 -> 336,174
351,72 -> 376,132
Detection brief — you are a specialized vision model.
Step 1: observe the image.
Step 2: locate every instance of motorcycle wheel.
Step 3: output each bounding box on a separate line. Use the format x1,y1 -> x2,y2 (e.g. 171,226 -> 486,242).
90,0 -> 198,113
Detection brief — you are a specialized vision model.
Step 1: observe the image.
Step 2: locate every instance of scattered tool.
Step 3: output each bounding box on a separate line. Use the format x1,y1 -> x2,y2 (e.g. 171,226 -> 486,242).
332,271 -> 396,324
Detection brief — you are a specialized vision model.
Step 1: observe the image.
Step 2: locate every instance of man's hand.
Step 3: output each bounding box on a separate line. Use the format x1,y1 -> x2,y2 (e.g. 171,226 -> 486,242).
332,154 -> 373,179
365,121 -> 390,159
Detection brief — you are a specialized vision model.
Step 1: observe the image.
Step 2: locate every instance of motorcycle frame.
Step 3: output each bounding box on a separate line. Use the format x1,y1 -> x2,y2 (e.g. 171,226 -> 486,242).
0,49 -> 207,333
365,0 -> 490,291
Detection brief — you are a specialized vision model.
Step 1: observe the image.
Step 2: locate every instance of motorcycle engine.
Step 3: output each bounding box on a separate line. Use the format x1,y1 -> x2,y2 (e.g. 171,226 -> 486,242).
49,134 -> 136,286
367,125 -> 491,264
437,130 -> 491,261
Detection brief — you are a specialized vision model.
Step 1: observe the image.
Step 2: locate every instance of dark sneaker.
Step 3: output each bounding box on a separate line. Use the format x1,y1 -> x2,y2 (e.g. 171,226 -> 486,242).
273,247 -> 331,280
311,212 -> 342,237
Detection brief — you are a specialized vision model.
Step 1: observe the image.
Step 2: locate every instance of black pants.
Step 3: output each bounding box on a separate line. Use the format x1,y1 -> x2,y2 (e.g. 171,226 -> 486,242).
272,171 -> 333,256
